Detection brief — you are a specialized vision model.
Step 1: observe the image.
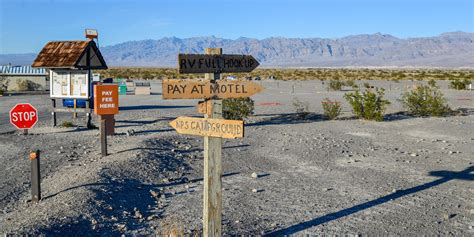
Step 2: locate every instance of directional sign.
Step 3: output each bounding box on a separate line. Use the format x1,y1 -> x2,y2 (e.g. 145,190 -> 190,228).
10,103 -> 38,129
162,79 -> 264,99
178,54 -> 259,74
170,117 -> 244,139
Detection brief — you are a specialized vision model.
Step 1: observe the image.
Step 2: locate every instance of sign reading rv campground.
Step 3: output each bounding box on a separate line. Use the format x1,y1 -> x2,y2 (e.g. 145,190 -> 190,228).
162,79 -> 264,99
178,54 -> 259,74
93,84 -> 119,115
170,117 -> 244,139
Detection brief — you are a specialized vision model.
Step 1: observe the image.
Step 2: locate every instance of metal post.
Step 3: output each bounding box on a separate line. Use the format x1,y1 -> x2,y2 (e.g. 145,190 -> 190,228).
203,48 -> 223,237
86,99 -> 92,129
100,118 -> 107,157
23,129 -> 28,135
51,99 -> 57,127
30,150 -> 41,202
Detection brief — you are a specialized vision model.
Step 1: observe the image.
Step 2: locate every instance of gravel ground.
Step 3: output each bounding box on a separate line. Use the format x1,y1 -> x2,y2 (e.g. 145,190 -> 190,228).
0,79 -> 473,235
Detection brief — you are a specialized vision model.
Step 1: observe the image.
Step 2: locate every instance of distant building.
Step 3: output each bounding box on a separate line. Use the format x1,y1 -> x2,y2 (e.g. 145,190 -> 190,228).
0,65 -> 48,91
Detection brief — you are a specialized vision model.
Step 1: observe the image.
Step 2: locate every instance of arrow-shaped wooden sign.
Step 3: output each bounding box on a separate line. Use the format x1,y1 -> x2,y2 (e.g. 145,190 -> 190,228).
178,54 -> 259,74
169,116 -> 244,139
162,79 -> 264,99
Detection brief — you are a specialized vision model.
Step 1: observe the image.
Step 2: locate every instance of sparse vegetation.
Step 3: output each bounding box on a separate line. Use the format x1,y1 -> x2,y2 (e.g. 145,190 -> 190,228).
343,79 -> 357,88
101,67 -> 474,82
344,88 -> 390,121
401,85 -> 451,117
427,79 -> 437,87
449,79 -> 471,90
328,80 -> 343,91
292,97 -> 310,119
322,98 -> 342,120
60,121 -> 75,128
0,75 -> 8,94
222,97 -> 255,120
17,79 -> 40,91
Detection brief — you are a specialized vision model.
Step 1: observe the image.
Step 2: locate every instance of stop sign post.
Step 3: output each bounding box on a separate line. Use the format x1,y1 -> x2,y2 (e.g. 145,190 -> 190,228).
10,103 -> 38,134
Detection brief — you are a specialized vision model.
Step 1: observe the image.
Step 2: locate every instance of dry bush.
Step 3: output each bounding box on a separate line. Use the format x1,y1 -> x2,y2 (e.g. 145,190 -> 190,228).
344,88 -> 390,121
322,98 -> 342,120
17,79 -> 40,91
401,85 -> 451,117
292,97 -> 309,119
223,97 -> 255,120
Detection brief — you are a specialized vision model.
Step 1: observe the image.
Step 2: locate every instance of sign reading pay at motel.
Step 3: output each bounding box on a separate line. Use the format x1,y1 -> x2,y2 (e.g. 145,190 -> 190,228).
94,84 -> 119,115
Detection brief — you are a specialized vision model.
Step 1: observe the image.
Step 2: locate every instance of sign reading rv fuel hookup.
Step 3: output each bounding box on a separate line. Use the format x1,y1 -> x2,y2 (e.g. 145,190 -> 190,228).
170,116 -> 244,139
178,54 -> 259,74
162,79 -> 264,99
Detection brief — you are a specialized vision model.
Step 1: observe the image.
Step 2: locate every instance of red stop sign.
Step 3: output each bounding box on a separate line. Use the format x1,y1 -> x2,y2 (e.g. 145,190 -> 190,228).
10,103 -> 38,129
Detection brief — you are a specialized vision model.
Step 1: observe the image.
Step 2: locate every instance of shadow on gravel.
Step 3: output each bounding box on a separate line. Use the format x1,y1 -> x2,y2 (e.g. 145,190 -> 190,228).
37,177 -> 160,236
119,105 -> 193,111
115,118 -> 174,128
173,144 -> 251,154
383,112 -> 414,121
116,144 -> 250,155
132,128 -> 175,135
247,113 -> 325,127
265,166 -> 473,236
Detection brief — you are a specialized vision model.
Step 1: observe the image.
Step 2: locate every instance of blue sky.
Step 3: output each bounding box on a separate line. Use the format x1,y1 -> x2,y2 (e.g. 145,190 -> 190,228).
0,0 -> 473,54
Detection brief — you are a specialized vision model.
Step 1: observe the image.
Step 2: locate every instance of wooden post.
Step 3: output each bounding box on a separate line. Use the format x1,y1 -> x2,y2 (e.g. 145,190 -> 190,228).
73,99 -> 77,118
203,48 -> 223,237
30,150 -> 41,202
100,118 -> 107,157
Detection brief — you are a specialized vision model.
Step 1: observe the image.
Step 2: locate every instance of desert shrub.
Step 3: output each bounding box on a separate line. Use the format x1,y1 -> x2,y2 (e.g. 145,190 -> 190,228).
322,98 -> 342,120
0,76 -> 8,94
343,79 -> 356,88
222,97 -> 254,120
344,88 -> 390,121
292,97 -> 309,119
60,121 -> 75,128
328,80 -> 342,91
449,79 -> 471,90
401,85 -> 451,117
428,79 -> 437,87
17,79 -> 40,91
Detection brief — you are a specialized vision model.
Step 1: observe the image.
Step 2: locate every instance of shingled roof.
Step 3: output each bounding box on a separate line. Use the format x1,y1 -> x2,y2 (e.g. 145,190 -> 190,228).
32,40 -> 107,69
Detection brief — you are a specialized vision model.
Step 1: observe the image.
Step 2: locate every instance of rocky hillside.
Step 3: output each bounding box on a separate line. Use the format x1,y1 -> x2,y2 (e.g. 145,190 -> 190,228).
2,32 -> 473,68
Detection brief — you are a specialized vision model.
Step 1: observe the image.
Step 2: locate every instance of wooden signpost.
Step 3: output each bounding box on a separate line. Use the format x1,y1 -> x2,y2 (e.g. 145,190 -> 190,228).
166,48 -> 261,236
94,84 -> 119,157
178,54 -> 259,74
162,79 -> 264,99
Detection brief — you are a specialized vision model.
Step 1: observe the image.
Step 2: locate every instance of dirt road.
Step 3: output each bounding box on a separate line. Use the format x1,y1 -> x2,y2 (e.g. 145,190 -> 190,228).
0,79 -> 473,235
